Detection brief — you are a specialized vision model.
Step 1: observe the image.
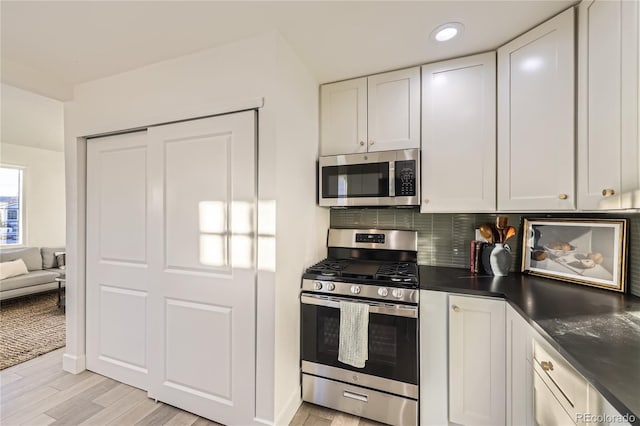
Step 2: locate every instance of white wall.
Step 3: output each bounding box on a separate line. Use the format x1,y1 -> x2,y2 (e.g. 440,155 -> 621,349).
65,31 -> 328,425
272,36 -> 329,424
1,84 -> 65,152
0,143 -> 66,247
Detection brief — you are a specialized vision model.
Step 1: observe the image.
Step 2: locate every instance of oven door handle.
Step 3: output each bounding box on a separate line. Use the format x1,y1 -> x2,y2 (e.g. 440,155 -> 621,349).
300,294 -> 418,319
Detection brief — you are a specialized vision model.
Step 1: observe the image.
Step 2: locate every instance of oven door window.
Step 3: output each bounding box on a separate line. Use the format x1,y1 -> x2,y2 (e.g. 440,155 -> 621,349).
301,303 -> 417,384
322,163 -> 390,198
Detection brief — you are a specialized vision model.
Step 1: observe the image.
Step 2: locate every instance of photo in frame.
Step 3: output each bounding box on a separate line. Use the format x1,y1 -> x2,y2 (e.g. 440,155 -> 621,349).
521,218 -> 628,292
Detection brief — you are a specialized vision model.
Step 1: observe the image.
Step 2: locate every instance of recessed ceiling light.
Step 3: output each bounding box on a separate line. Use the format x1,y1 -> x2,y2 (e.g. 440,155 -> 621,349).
432,22 -> 464,42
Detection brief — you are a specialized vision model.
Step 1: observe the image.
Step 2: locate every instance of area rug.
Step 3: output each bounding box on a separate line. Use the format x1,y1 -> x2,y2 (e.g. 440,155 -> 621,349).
0,290 -> 66,370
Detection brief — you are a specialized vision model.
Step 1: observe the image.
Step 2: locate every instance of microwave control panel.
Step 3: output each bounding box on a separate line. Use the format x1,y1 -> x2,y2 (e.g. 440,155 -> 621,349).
394,160 -> 416,196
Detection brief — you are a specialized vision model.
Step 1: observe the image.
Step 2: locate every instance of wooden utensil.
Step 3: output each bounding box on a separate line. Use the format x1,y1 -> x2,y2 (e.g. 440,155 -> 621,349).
479,223 -> 494,244
505,226 -> 516,242
495,216 -> 509,244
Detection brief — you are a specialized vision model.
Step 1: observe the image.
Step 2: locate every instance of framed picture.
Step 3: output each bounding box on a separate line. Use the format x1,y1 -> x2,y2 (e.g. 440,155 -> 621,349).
521,218 -> 628,292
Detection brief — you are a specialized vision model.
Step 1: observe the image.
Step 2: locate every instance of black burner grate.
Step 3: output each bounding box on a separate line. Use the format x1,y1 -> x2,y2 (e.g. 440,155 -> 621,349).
306,258 -> 418,284
306,259 -> 351,276
375,262 -> 419,283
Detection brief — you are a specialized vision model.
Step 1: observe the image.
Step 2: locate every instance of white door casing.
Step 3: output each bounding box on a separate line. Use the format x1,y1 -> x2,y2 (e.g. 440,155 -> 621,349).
86,131 -> 150,390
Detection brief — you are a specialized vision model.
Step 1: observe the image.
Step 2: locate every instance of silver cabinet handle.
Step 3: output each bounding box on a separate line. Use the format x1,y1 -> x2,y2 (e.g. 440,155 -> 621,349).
602,188 -> 615,197
343,390 -> 368,402
359,141 -> 365,146
452,305 -> 460,313
558,194 -> 568,200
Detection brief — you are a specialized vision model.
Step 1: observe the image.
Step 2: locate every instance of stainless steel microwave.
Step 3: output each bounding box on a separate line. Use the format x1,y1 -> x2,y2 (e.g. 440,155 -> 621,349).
319,148 -> 420,207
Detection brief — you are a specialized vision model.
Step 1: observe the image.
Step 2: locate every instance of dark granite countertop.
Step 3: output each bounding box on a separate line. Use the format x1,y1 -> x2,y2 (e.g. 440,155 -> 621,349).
419,265 -> 640,424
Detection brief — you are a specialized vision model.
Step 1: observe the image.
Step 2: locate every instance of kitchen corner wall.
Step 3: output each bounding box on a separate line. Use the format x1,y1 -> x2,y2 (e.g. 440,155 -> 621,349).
330,209 -> 640,298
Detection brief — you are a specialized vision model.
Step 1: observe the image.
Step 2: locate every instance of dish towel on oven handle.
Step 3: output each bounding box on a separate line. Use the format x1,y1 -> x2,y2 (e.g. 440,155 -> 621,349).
338,300 -> 369,368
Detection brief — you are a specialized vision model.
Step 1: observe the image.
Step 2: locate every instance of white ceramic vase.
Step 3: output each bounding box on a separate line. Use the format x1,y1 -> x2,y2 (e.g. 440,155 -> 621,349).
490,243 -> 511,276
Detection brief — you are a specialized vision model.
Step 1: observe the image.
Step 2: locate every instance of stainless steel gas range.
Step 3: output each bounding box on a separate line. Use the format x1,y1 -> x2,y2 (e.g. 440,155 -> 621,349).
300,228 -> 419,426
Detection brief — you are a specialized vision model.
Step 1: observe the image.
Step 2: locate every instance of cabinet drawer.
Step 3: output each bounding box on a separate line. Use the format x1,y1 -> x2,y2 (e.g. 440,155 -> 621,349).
533,367 -> 577,425
533,339 -> 588,418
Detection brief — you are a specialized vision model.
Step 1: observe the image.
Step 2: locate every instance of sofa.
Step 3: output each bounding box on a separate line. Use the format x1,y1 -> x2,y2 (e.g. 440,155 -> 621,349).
0,247 -> 65,301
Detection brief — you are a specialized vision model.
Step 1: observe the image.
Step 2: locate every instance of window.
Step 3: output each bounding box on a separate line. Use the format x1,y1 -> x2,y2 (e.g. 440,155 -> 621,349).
0,167 -> 24,245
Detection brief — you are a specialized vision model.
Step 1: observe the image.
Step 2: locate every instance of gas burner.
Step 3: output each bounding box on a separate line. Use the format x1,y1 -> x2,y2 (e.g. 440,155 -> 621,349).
306,259 -> 351,276
389,276 -> 414,282
375,262 -> 418,283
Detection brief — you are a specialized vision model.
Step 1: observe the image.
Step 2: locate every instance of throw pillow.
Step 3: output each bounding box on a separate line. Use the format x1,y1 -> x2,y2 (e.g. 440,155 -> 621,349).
0,259 -> 29,280
55,252 -> 66,269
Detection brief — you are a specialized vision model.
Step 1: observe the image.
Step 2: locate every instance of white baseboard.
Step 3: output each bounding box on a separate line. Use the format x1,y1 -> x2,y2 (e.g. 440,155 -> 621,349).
62,352 -> 86,374
253,417 -> 274,426
275,386 -> 301,426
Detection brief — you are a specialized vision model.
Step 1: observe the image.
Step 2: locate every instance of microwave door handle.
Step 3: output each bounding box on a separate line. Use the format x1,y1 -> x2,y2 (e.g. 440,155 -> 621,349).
389,161 -> 395,197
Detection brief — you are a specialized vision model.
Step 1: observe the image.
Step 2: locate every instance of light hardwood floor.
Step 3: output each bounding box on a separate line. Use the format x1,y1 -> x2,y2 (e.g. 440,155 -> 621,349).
0,348 -> 383,426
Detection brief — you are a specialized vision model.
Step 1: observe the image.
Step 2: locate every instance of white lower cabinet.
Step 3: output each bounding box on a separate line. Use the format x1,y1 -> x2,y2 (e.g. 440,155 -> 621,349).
420,291 -> 628,426
587,385 -> 633,426
533,369 -> 577,426
532,337 -> 589,424
506,305 -> 533,426
420,290 -> 449,426
448,295 -> 506,426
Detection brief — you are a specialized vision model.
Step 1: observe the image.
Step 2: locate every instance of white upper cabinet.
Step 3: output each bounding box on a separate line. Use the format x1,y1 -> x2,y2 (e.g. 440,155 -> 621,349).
497,8 -> 576,211
320,78 -> 367,156
320,67 -> 420,156
367,67 -> 421,152
577,0 -> 640,210
421,52 -> 496,212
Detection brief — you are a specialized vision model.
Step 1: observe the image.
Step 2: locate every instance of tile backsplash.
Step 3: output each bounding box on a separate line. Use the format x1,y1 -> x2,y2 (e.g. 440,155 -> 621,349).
330,209 -> 640,298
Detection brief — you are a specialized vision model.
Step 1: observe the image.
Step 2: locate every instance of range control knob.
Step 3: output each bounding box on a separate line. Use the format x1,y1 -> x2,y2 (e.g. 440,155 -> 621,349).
326,282 -> 335,291
377,287 -> 389,297
392,288 -> 404,299
350,285 -> 361,295
313,281 -> 323,291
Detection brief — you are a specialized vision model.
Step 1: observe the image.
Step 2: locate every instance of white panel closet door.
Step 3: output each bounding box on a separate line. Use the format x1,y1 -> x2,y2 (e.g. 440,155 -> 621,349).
146,111 -> 256,426
86,131 -> 150,390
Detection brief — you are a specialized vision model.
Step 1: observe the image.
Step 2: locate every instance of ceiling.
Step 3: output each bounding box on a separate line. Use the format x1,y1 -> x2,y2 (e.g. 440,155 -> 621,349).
1,1 -> 577,101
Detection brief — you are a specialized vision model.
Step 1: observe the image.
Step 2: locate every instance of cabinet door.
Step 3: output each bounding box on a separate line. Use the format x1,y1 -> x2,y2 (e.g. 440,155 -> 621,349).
506,305 -> 534,426
419,290 -> 449,426
320,77 -> 367,156
578,0 -> 640,210
367,67 -> 420,152
449,295 -> 506,426
421,52 -> 496,212
498,8 -> 575,211
533,368 -> 577,426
